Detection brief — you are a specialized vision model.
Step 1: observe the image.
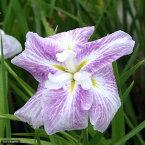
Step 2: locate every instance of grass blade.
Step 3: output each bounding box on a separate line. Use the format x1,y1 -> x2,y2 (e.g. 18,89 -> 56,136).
125,114 -> 145,145
12,0 -> 29,35
9,79 -> 29,102
112,61 -> 125,144
31,1 -> 42,34
0,27 -> 6,140
40,11 -> 55,36
120,60 -> 144,87
122,81 -> 134,103
82,129 -> 89,145
95,0 -> 112,29
4,62 -> 34,96
121,45 -> 139,75
49,0 -> 56,18
114,120 -> 145,145
36,0 -> 78,21
0,34 -> 11,141
0,113 -> 19,121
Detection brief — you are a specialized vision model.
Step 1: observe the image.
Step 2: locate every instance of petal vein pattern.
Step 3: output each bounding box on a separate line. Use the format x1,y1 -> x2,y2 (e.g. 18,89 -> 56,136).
42,84 -> 92,135
49,26 -> 95,50
12,49 -> 63,82
77,30 -> 135,74
11,32 -> 67,82
11,26 -> 135,135
14,85 -> 46,129
89,65 -> 121,132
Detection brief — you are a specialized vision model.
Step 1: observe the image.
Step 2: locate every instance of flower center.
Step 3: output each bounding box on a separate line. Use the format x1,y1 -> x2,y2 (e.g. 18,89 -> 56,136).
56,50 -> 77,73
45,50 -> 93,90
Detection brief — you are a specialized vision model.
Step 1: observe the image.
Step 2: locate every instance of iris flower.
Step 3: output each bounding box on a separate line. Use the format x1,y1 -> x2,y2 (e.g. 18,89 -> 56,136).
11,26 -> 135,135
0,29 -> 22,59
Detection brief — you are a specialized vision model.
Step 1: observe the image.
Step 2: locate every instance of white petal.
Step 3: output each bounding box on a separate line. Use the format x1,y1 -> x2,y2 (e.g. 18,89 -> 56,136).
81,79 -> 92,90
56,50 -> 76,62
89,65 -> 121,132
48,72 -> 73,83
14,85 -> 46,129
0,29 -> 22,59
56,50 -> 77,72
42,83 -> 89,135
45,72 -> 73,90
74,71 -> 92,90
0,29 -> 5,35
45,80 -> 62,90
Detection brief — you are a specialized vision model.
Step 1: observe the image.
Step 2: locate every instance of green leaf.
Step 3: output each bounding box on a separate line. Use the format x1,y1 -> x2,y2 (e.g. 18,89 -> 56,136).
120,60 -> 144,87
0,34 -> 11,140
4,62 -> 35,96
95,0 -> 112,29
13,132 -> 78,145
54,25 -> 58,34
35,130 -> 41,145
31,1 -> 42,34
114,120 -> 145,145
49,0 -> 56,18
122,81 -> 134,103
90,132 -> 104,145
98,137 -> 111,145
124,114 -> 145,145
1,0 -> 8,16
0,113 -> 19,121
40,11 -> 55,36
60,132 -> 78,144
9,79 -> 29,102
81,129 -> 89,145
35,0 -> 78,21
112,62 -> 125,144
0,27 -> 6,139
121,45 -> 139,75
88,125 -> 110,145
3,0 -> 13,32
12,0 -> 29,35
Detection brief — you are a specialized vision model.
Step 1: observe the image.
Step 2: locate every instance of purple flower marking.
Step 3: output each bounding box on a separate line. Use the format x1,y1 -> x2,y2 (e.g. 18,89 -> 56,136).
11,26 -> 135,135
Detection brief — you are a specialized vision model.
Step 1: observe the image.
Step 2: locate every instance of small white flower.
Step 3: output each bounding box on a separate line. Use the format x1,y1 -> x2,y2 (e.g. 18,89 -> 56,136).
0,29 -> 22,59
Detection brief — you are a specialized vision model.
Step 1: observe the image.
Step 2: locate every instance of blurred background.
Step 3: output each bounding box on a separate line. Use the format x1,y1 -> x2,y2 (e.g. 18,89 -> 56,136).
0,0 -> 145,145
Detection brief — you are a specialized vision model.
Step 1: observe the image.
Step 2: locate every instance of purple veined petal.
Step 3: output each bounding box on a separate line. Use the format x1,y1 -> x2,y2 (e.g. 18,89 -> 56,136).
14,85 -> 47,129
79,84 -> 93,110
25,26 -> 94,58
0,29 -> 22,59
42,83 -> 92,135
11,49 -> 60,82
89,64 -> 121,132
49,26 -> 95,51
11,27 -> 95,82
11,32 -> 66,82
77,30 -> 135,74
49,26 -> 95,42
25,32 -> 63,61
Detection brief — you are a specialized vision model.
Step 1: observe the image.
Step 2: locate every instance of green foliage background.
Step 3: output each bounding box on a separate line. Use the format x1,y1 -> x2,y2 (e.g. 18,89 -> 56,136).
0,0 -> 145,145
